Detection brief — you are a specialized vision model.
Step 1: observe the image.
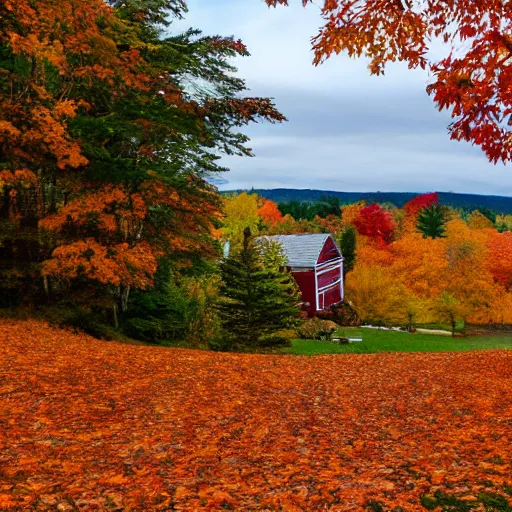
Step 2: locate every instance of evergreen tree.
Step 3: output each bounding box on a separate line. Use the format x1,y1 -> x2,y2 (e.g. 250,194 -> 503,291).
218,228 -> 300,348
338,226 -> 357,276
475,206 -> 497,225
417,205 -> 447,239
123,259 -> 195,343
0,0 -> 285,312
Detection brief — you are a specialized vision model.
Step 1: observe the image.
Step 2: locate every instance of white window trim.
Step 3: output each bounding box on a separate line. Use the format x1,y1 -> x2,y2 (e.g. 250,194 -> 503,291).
318,278 -> 342,293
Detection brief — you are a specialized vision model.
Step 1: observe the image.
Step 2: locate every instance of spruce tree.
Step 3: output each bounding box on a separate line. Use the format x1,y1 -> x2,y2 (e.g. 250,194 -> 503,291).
417,205 -> 447,239
338,226 -> 357,276
218,228 -> 300,348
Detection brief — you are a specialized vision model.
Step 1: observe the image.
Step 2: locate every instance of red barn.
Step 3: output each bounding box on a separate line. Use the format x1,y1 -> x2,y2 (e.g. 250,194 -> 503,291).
260,234 -> 344,316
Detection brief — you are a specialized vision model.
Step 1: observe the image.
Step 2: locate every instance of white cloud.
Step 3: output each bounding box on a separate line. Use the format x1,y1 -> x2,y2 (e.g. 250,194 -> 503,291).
171,0 -> 510,196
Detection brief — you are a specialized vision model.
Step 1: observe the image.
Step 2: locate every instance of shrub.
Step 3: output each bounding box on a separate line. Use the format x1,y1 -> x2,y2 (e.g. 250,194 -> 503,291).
207,333 -> 234,352
317,301 -> 360,326
298,318 -> 338,340
123,260 -> 195,343
257,333 -> 291,347
185,274 -> 223,347
273,328 -> 299,341
44,306 -> 122,341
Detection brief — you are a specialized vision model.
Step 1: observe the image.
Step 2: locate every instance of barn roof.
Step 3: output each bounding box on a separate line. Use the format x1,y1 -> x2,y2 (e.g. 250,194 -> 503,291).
257,233 -> 340,268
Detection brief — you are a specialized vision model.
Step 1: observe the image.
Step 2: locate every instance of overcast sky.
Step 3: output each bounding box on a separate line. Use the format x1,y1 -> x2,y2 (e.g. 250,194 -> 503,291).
171,0 -> 511,196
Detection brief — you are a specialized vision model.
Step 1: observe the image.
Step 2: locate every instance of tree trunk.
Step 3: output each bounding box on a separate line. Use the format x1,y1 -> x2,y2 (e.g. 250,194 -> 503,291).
43,275 -> 50,301
120,285 -> 130,313
113,304 -> 119,330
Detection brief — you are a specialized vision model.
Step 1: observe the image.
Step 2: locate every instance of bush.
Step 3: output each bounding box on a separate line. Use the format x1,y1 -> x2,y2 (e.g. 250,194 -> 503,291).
317,301 -> 360,326
273,328 -> 299,341
185,274 -> 223,347
44,306 -> 122,341
298,318 -> 338,340
207,333 -> 234,352
257,333 -> 291,347
123,260 -> 195,343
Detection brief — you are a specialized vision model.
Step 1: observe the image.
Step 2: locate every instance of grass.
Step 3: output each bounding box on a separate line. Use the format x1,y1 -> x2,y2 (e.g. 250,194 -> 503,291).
282,327 -> 512,355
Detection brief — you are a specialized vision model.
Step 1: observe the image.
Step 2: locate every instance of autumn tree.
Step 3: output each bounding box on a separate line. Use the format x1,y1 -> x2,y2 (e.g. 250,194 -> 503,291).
222,192 -> 261,250
434,293 -> 462,336
442,221 -> 496,328
265,0 -> 512,163
345,265 -> 409,326
488,232 -> 512,291
496,215 -> 512,233
353,204 -> 396,245
341,202 -> 365,227
218,228 -> 301,348
468,211 -> 495,230
404,193 -> 439,218
417,205 -> 447,239
0,0 -> 285,320
257,199 -> 283,226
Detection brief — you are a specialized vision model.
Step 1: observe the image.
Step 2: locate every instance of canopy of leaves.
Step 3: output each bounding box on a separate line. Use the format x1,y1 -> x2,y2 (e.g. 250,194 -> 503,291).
353,204 -> 396,244
488,232 -> 512,291
1,319 -> 511,510
404,193 -> 439,217
0,0 -> 285,310
265,0 -> 512,163
257,199 -> 283,225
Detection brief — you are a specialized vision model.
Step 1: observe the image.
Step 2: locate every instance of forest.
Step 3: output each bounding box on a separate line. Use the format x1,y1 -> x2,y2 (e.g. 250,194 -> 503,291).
223,191 -> 512,332
1,0 -> 512,350
230,189 -> 512,215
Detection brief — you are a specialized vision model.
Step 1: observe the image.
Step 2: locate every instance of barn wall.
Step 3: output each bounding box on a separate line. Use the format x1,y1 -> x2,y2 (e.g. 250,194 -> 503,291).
320,285 -> 342,309
317,237 -> 340,264
317,266 -> 341,289
291,269 -> 316,316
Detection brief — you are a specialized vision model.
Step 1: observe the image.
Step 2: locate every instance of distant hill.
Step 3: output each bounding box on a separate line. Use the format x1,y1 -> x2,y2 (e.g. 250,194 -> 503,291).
225,189 -> 512,214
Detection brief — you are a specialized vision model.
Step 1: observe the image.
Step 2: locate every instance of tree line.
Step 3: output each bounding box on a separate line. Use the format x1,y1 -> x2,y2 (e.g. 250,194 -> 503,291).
223,191 -> 512,333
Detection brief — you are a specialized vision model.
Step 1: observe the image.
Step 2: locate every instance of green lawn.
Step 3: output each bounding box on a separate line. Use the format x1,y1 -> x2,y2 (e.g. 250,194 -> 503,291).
282,327 -> 512,355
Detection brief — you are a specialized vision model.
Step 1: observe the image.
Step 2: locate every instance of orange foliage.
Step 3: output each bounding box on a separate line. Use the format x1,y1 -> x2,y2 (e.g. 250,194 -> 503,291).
1,320 -> 512,510
40,179 -> 221,286
41,240 -> 157,289
341,202 -> 364,226
257,199 -> 283,225
390,234 -> 448,300
488,232 -> 512,291
258,199 -> 283,224
265,0 -> 512,163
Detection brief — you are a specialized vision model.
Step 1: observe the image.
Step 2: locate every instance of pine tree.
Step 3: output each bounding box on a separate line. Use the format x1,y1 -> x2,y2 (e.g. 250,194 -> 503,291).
218,228 -> 300,348
338,226 -> 356,276
417,205 -> 447,239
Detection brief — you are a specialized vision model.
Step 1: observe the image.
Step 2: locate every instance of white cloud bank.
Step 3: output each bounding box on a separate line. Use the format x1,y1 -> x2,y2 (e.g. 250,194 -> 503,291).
171,0 -> 510,195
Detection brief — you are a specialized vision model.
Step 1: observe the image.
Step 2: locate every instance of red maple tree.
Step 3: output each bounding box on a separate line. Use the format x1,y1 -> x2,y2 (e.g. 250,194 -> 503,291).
404,192 -> 439,217
354,204 -> 396,244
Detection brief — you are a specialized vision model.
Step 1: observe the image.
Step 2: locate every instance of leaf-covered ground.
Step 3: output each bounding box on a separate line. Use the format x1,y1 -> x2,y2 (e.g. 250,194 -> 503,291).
1,320 -> 511,511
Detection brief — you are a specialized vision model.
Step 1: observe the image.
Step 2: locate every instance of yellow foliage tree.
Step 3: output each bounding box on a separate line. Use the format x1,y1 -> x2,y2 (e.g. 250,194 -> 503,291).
346,265 -> 410,326
222,192 -> 260,250
468,211 -> 495,230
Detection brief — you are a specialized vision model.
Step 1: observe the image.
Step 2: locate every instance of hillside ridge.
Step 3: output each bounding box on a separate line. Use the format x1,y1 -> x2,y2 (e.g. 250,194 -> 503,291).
225,188 -> 512,213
